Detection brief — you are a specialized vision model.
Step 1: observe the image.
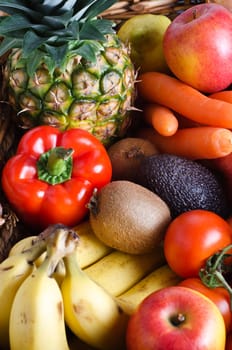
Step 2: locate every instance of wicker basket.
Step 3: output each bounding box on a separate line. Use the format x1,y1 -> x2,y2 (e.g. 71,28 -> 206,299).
0,0 -> 206,262
101,0 -> 206,22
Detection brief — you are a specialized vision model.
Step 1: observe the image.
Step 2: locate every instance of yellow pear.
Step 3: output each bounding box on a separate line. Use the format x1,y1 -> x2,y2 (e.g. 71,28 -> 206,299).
118,13 -> 171,73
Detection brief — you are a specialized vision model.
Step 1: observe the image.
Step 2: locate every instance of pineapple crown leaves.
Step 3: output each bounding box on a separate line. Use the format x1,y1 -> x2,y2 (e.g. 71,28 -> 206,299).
0,0 -> 118,74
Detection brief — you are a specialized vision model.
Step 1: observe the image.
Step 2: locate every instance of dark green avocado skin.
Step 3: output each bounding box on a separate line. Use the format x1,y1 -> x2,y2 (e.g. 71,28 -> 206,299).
136,154 -> 229,219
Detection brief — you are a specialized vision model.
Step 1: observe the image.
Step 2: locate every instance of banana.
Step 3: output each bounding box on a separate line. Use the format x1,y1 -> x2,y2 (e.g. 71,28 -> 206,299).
116,264 -> 182,315
9,236 -> 38,256
61,252 -> 129,350
9,220 -> 113,269
9,224 -> 79,350
9,235 -> 46,266
0,238 -> 46,350
84,244 -> 166,296
73,220 -> 113,268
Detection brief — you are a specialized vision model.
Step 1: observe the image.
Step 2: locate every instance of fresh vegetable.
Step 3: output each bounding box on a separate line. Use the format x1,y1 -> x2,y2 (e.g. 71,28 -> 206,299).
137,72 -> 232,128
143,103 -> 178,136
136,126 -> 232,159
1,126 -> 112,230
210,90 -> 232,104
179,277 -> 231,331
164,209 -> 232,278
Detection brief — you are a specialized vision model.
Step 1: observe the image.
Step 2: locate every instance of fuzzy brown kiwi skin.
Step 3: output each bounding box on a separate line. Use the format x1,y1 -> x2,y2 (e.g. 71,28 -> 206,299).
107,138 -> 158,182
88,181 -> 171,255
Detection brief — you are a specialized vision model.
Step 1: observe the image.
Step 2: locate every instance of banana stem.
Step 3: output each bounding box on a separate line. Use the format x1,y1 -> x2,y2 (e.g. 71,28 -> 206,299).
35,224 -> 80,277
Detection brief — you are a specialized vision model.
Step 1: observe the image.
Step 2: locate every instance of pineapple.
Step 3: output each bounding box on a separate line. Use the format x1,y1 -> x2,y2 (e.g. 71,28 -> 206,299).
0,0 -> 135,146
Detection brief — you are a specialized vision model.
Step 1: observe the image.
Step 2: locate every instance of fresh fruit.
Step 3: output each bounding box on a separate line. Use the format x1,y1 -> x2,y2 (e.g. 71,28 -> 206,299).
0,0 -> 135,146
118,13 -> 171,73
88,180 -> 171,254
163,3 -> 232,93
9,225 -> 78,350
84,246 -> 165,296
8,236 -> 47,267
179,277 -> 232,331
0,239 -> 46,349
107,137 -> 158,182
117,265 -> 181,315
73,221 -> 113,268
126,286 -> 226,350
164,209 -> 232,278
136,153 -> 229,218
61,251 -> 128,350
9,220 -> 113,269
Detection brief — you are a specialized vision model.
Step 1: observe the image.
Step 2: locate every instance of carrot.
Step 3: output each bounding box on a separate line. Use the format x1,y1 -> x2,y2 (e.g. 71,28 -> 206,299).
210,90 -> 232,104
143,103 -> 178,136
136,126 -> 232,160
175,113 -> 202,129
137,72 -> 232,129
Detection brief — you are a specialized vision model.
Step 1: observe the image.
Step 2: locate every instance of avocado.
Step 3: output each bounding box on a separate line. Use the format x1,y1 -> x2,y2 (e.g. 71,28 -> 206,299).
136,153 -> 229,219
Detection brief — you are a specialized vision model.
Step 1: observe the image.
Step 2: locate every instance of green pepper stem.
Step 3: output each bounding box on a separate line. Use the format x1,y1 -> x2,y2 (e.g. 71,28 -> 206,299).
37,147 -> 74,185
46,147 -> 73,176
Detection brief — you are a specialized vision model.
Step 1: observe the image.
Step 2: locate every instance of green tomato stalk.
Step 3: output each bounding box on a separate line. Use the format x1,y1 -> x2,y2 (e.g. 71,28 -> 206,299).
200,244 -> 232,309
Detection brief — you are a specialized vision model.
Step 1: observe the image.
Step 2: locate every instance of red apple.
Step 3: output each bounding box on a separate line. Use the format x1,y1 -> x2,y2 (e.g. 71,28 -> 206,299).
179,277 -> 232,331
126,286 -> 226,350
163,3 -> 232,93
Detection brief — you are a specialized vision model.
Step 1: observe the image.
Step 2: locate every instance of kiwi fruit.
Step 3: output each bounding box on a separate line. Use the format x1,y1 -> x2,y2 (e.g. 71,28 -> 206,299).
107,137 -> 158,182
136,153 -> 229,219
88,180 -> 171,255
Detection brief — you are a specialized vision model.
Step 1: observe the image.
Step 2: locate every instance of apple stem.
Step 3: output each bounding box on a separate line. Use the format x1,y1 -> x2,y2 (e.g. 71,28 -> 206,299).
199,244 -> 232,310
170,313 -> 186,327
193,8 -> 197,20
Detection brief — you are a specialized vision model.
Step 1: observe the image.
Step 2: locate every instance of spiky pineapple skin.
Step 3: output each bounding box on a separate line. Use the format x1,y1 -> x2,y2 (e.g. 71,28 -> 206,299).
4,35 -> 135,146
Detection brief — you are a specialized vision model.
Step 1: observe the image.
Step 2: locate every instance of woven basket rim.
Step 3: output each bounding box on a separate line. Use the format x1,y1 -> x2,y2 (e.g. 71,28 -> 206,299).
101,0 -> 206,21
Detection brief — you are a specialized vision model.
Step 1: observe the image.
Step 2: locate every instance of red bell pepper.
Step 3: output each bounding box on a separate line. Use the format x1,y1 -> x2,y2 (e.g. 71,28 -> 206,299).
1,126 -> 112,230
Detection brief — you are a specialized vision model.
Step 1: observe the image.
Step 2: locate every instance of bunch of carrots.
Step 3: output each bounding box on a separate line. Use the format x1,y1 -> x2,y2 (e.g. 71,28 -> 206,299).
137,71 -> 232,160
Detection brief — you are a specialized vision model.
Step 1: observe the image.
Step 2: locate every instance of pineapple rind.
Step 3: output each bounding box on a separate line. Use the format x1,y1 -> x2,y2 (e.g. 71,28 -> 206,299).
5,35 -> 135,146
1,0 -> 135,146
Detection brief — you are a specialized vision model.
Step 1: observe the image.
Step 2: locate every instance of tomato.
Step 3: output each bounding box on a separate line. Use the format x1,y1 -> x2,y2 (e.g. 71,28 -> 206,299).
164,209 -> 232,278
179,277 -> 232,332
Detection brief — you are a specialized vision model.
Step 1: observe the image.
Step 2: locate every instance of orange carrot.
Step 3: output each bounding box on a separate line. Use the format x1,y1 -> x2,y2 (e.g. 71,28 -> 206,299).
210,90 -> 232,104
175,113 -> 202,129
136,126 -> 232,160
143,103 -> 178,136
137,72 -> 232,129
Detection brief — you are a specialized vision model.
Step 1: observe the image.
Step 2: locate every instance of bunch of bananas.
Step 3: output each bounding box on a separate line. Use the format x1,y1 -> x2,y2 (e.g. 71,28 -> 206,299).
0,220 -> 181,350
